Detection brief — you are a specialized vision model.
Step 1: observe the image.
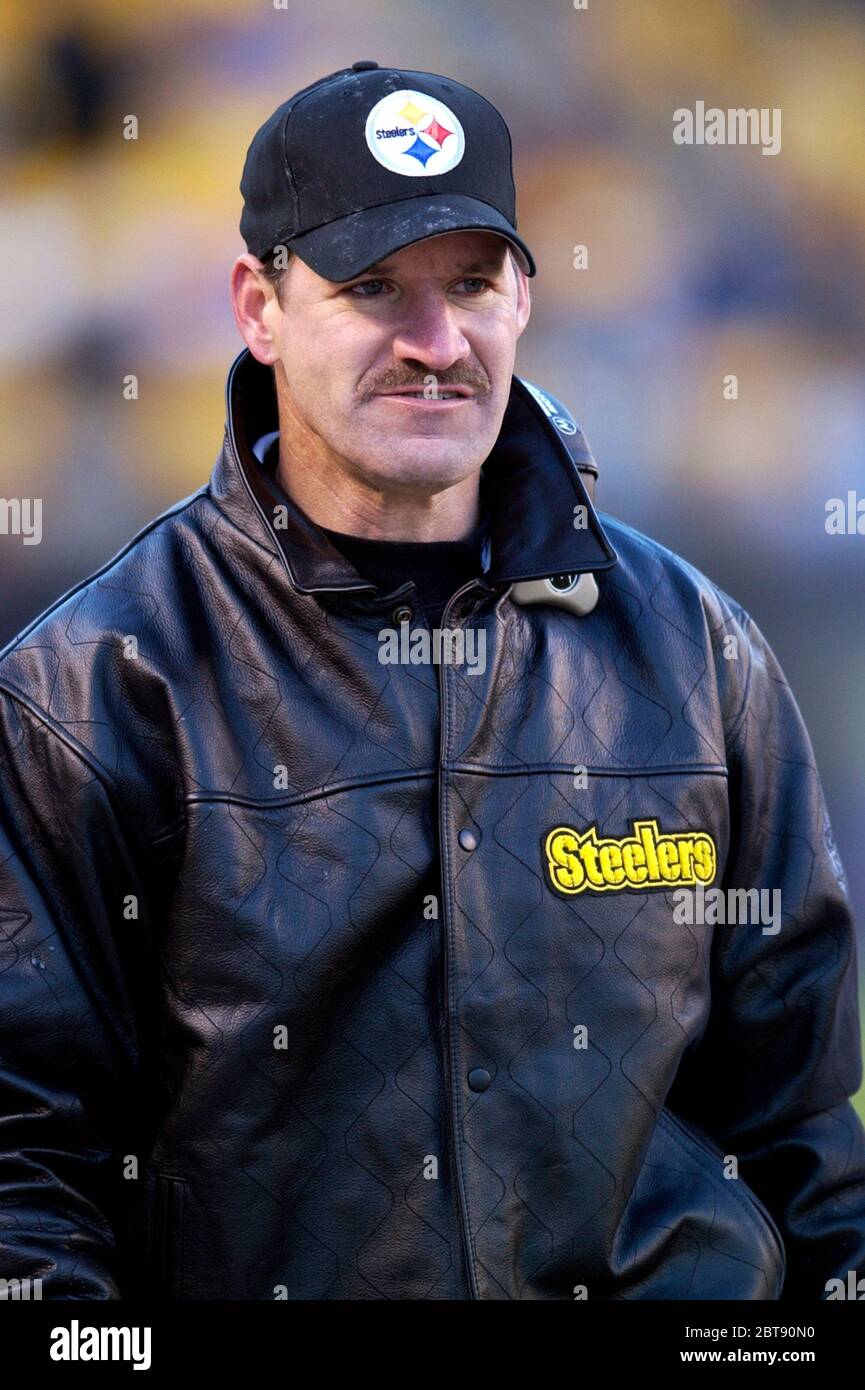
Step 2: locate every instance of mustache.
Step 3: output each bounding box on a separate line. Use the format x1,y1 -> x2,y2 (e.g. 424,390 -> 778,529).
361,369 -> 491,399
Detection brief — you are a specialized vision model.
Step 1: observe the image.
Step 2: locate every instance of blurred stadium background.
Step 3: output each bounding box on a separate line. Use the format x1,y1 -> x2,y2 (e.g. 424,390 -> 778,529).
1,0 -> 864,1114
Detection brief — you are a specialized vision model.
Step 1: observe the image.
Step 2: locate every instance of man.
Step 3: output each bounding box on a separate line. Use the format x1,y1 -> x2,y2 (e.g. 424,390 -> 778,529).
0,60 -> 864,1303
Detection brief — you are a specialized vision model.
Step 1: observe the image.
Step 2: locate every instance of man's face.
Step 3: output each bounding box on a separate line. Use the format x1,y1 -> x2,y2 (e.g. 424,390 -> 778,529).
251,229 -> 530,496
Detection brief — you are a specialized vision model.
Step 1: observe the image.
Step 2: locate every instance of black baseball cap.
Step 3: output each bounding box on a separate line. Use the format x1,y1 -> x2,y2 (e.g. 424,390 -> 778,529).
239,60 -> 537,283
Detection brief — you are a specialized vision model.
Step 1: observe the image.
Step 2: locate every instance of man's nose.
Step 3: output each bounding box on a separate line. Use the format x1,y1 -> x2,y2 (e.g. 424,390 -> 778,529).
390,293 -> 471,371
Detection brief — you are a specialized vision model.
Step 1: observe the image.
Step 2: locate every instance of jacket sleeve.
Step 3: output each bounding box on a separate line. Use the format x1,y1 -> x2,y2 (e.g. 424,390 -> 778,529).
0,685 -> 150,1299
672,601 -> 865,1300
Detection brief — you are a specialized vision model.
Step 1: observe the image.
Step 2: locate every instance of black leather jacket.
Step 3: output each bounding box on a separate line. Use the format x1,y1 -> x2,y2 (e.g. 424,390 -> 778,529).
1,347 -> 864,1301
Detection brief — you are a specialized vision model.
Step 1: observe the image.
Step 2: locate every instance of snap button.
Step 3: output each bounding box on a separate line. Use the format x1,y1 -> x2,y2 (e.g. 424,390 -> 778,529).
458,828 -> 479,852
391,604 -> 414,625
468,1068 -> 492,1092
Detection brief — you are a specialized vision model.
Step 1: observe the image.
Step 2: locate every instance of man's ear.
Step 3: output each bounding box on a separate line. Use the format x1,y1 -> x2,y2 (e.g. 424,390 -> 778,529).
230,254 -> 281,366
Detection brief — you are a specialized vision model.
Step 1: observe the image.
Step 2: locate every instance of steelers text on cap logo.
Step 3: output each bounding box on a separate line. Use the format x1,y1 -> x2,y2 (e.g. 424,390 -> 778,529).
364,89 -> 465,176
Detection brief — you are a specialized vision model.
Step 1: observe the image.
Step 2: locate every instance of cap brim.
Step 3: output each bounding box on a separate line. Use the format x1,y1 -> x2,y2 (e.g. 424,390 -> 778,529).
283,193 -> 536,281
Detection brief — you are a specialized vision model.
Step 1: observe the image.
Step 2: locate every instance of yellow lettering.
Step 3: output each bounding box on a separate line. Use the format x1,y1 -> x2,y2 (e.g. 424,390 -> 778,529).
657,840 -> 681,880
598,843 -> 625,885
677,837 -> 695,879
622,842 -> 647,884
546,829 -> 584,893
545,820 -> 717,897
638,822 -> 660,880
578,834 -> 606,887
691,836 -> 716,883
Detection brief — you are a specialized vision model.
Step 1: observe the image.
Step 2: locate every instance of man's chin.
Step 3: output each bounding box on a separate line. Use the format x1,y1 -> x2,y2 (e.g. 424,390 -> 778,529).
351,450 -> 484,493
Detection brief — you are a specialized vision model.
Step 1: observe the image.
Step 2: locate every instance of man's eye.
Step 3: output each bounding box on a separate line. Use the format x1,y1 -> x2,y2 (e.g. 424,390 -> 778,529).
345,276 -> 493,298
347,279 -> 388,297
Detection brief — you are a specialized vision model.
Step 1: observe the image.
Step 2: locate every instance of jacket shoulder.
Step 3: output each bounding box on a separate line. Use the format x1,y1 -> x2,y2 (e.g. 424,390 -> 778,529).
597,510 -> 750,625
593,511 -> 760,743
0,487 -> 209,680
0,488 -> 212,837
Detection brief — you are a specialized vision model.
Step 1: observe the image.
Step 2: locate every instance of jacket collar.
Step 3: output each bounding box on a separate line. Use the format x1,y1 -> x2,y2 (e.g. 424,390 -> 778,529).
209,348 -> 618,597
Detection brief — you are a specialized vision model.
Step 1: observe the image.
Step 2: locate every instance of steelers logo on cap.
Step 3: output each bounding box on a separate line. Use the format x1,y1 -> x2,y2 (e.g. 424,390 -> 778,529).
365,89 -> 465,176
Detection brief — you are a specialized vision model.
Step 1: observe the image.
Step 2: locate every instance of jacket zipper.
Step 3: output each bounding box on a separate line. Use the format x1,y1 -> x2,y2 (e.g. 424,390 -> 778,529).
436,578 -> 496,1301
232,400 -> 486,1296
